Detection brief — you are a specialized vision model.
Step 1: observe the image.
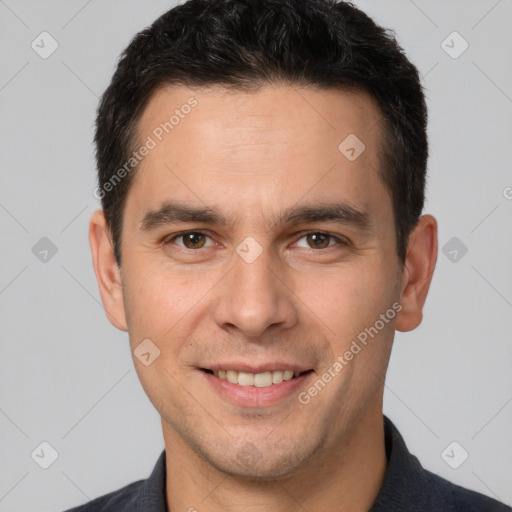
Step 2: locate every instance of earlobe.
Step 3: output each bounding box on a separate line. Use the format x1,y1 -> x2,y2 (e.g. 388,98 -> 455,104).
89,209 -> 128,331
395,214 -> 438,333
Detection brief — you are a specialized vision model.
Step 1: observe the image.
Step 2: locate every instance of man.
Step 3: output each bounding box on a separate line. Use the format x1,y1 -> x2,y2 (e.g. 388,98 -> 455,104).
66,0 -> 510,510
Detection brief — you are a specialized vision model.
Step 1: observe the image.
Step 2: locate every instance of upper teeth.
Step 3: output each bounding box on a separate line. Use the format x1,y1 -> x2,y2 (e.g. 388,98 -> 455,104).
213,370 -> 300,387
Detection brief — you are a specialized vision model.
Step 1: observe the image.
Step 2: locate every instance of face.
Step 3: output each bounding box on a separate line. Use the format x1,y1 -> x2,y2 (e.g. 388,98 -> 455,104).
92,84 -> 428,480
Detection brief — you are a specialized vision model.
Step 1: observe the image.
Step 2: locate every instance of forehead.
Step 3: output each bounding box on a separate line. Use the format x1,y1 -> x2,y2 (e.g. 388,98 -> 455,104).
137,83 -> 383,156
127,83 -> 390,228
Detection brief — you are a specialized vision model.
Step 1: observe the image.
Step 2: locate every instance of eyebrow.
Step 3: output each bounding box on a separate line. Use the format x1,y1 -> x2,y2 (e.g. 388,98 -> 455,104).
140,201 -> 229,232
139,200 -> 372,233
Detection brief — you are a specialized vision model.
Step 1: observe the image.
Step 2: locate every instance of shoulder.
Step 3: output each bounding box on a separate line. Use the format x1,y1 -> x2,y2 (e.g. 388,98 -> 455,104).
422,469 -> 511,512
373,416 -> 511,511
62,479 -> 144,511
62,450 -> 167,511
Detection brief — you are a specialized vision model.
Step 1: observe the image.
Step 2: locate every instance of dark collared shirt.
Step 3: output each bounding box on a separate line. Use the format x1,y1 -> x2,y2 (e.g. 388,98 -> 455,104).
64,415 -> 511,511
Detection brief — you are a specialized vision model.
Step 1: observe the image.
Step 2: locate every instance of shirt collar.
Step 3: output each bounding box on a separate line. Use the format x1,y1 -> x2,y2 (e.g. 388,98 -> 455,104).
369,415 -> 431,511
135,449 -> 168,511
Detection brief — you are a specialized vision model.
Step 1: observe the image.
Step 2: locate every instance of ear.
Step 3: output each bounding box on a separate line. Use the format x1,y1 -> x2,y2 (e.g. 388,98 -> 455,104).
89,209 -> 128,331
395,214 -> 438,332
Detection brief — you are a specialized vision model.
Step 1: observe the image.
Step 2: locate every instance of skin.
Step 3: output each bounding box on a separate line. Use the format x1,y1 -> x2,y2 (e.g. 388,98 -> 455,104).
89,84 -> 437,511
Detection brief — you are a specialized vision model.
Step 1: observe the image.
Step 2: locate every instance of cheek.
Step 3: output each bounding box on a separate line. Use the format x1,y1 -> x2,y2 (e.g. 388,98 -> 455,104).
122,256 -> 219,340
295,259 -> 393,337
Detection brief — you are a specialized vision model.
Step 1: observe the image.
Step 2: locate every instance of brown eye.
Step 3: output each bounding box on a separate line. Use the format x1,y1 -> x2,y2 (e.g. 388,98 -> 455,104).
180,232 -> 207,249
182,232 -> 206,249
306,232 -> 332,249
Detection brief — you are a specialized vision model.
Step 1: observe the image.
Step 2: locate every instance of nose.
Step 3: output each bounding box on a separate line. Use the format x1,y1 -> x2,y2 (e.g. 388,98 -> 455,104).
212,244 -> 298,338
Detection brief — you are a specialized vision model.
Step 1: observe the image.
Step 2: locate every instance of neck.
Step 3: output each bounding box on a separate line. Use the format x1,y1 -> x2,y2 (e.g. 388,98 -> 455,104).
163,406 -> 387,512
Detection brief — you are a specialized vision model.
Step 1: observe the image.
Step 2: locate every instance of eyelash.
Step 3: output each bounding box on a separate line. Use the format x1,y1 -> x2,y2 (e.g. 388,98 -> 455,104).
164,230 -> 349,251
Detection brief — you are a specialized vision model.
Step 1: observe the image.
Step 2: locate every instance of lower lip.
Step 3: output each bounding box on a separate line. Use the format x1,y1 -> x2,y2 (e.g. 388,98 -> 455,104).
201,370 -> 314,408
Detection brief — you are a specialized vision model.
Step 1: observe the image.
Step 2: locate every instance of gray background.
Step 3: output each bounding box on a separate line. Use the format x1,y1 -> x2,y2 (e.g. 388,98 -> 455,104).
0,0 -> 511,510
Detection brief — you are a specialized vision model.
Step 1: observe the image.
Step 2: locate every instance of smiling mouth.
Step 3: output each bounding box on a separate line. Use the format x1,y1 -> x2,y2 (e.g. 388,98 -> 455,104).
201,368 -> 314,388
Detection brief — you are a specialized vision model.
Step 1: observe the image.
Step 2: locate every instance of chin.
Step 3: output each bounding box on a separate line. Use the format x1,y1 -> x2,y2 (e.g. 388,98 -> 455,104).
201,440 -> 321,481
213,458 -> 300,481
